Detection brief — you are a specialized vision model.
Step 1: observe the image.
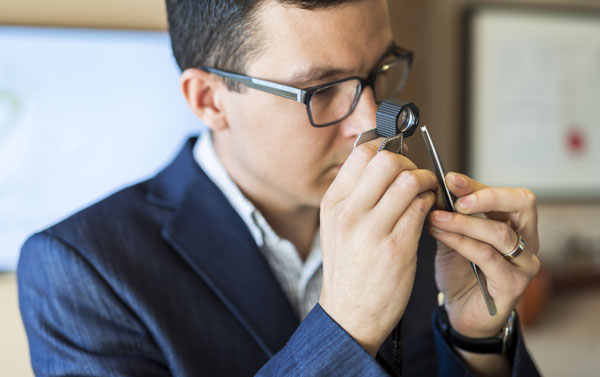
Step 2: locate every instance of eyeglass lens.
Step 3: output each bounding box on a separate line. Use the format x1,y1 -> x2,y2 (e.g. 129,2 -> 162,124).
309,57 -> 410,126
374,58 -> 410,103
309,79 -> 361,126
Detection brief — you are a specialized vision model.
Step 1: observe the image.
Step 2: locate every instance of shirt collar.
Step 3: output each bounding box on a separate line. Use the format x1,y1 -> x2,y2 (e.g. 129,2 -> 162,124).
193,130 -> 265,247
193,130 -> 322,267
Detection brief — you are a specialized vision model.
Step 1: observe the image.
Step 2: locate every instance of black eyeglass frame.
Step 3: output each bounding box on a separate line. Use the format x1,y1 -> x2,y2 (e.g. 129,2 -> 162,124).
203,45 -> 414,127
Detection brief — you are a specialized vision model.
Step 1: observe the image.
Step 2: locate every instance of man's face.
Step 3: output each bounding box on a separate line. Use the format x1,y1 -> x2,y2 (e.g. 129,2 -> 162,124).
216,0 -> 393,210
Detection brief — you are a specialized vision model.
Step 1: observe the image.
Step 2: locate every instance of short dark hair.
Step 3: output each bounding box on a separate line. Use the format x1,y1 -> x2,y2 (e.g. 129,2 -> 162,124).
165,0 -> 358,89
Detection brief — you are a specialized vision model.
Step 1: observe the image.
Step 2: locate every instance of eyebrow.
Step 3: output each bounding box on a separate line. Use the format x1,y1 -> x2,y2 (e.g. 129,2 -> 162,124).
287,41 -> 396,88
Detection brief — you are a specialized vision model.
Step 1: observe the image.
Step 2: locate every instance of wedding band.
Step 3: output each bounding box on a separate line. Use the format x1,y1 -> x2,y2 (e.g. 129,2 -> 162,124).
504,234 -> 525,260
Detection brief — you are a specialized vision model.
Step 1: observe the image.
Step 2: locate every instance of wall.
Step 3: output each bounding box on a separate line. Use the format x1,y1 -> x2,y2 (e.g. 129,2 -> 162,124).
0,0 -> 167,30
389,0 -> 600,258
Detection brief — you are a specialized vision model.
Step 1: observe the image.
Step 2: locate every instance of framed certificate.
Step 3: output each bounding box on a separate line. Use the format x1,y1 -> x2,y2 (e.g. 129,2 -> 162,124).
466,4 -> 600,200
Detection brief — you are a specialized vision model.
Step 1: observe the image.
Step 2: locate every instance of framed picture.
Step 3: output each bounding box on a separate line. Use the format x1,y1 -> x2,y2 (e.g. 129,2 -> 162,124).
466,4 -> 600,200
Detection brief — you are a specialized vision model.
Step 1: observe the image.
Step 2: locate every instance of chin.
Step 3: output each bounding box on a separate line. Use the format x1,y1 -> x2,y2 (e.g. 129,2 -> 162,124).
299,166 -> 340,207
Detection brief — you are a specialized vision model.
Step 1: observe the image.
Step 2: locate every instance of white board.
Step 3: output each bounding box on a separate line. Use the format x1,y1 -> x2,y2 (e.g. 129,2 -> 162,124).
0,27 -> 201,270
468,7 -> 600,199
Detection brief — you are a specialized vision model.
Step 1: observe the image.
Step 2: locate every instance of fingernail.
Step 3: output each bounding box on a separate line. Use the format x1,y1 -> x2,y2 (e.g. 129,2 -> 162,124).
451,173 -> 467,188
430,227 -> 445,234
433,211 -> 451,222
457,195 -> 474,209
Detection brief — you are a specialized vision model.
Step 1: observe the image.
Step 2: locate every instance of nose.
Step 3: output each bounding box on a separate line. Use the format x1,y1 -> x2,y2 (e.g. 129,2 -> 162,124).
338,86 -> 378,139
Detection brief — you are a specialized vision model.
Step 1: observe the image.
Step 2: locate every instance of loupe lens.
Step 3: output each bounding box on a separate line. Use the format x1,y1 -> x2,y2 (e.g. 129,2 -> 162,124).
398,108 -> 416,132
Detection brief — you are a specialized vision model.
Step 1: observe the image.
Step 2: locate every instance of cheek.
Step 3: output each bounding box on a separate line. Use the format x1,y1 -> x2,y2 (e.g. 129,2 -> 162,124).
259,121 -> 336,184
230,93 -> 340,204
244,92 -> 332,152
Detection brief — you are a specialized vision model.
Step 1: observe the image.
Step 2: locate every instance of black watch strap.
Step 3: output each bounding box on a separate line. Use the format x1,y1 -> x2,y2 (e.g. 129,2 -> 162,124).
435,301 -> 516,354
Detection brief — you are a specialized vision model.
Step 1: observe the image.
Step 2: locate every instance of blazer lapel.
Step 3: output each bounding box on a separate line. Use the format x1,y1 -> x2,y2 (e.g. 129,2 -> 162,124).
149,137 -> 299,358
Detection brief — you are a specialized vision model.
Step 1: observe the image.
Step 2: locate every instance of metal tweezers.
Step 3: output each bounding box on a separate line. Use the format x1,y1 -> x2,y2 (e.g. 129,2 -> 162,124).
421,125 -> 497,316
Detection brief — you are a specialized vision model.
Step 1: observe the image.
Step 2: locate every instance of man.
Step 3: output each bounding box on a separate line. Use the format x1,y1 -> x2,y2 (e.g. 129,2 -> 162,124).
18,0 -> 541,376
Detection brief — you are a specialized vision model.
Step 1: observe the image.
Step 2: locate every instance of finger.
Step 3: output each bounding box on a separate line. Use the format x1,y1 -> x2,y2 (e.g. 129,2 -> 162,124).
429,228 -> 516,291
393,190 -> 436,237
323,138 -> 382,205
430,211 -> 519,254
373,169 -> 438,231
445,172 -> 489,198
429,211 -> 537,270
428,228 -> 539,300
454,187 -> 537,215
454,188 -> 539,244
348,150 -> 418,211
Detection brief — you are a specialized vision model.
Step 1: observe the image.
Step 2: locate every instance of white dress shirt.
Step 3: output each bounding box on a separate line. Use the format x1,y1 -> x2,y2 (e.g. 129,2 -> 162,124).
193,131 -> 323,320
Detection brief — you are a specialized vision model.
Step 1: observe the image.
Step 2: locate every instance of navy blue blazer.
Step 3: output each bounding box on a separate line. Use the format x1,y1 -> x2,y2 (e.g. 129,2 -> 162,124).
18,137 -> 539,376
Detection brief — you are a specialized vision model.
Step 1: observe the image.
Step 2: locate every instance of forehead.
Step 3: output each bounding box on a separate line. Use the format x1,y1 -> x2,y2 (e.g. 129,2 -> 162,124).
248,0 -> 393,80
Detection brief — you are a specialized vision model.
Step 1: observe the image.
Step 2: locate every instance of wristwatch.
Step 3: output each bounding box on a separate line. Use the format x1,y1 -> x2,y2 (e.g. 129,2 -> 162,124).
435,292 -> 517,354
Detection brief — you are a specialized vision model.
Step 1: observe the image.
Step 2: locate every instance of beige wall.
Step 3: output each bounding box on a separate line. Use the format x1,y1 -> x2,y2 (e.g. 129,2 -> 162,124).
0,274 -> 32,377
0,0 -> 167,30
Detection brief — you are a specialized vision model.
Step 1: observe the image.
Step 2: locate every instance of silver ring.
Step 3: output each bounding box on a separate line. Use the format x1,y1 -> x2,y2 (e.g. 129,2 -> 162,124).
503,234 -> 525,260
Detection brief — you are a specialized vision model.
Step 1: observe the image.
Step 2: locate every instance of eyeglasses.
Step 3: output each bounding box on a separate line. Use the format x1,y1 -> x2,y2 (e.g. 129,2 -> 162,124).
203,45 -> 413,127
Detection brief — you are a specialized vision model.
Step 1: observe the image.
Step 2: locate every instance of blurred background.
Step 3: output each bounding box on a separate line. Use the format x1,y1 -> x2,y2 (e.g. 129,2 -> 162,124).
1,0 -> 599,375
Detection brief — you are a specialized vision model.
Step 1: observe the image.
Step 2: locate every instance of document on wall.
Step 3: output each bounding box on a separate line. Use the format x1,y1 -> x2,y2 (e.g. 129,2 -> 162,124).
469,7 -> 600,199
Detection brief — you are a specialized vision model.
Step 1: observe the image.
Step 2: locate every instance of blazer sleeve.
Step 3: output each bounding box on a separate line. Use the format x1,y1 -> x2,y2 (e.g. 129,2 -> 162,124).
18,231 -> 170,377
256,304 -> 389,377
257,304 -> 541,377
20,232 -> 388,377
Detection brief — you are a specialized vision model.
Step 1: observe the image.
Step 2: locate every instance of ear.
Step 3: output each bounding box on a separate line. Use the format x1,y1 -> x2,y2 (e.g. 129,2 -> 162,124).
180,68 -> 228,131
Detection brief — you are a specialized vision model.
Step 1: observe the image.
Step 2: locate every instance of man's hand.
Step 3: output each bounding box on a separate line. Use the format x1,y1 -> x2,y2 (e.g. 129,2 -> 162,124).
429,172 -> 541,340
319,139 -> 438,356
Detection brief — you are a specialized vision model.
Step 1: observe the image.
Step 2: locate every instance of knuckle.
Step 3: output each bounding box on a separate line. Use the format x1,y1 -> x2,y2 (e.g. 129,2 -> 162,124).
397,170 -> 419,191
427,170 -> 439,187
511,272 -> 530,296
386,232 -> 402,250
337,203 -> 355,223
401,156 -> 418,171
479,188 -> 495,204
320,191 -> 336,210
373,151 -> 400,171
497,223 -> 515,247
412,194 -> 433,215
444,231 -> 462,244
385,234 -> 418,264
479,244 -> 497,264
451,212 -> 465,227
335,212 -> 355,233
522,188 -> 537,209
527,255 -> 542,277
321,186 -> 344,211
424,190 -> 437,204
354,143 -> 377,161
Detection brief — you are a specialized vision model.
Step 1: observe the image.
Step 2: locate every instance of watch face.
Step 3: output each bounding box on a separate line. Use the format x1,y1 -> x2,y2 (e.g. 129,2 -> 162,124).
436,304 -> 518,354
502,310 -> 517,354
